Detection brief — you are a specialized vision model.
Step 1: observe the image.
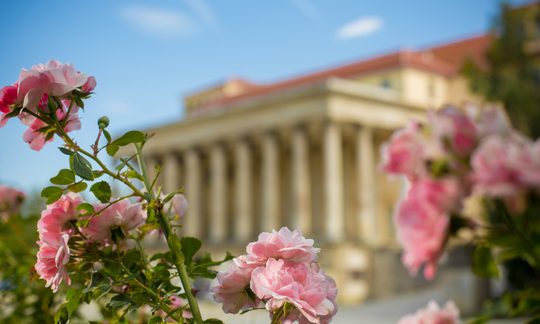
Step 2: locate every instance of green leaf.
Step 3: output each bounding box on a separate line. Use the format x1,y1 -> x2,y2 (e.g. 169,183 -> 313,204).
50,169 -> 76,185
41,186 -> 64,204
473,244 -> 500,278
90,181 -> 111,203
149,317 -> 164,324
181,237 -> 202,267
59,147 -> 75,155
73,153 -> 94,181
68,182 -> 88,193
204,319 -> 224,324
65,288 -> 82,316
77,202 -> 95,216
122,170 -> 143,181
54,306 -> 69,324
107,294 -> 131,310
106,144 -> 119,157
103,129 -> 112,143
112,130 -> 145,146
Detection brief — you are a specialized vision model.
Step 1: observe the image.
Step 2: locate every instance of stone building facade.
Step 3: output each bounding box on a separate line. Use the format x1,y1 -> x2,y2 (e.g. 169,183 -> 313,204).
138,34 -> 491,307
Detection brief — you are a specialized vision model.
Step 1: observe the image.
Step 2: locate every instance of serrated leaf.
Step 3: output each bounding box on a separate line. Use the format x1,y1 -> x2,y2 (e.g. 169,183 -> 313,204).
473,244 -> 499,278
181,237 -> 202,267
73,153 -> 94,181
90,181 -> 111,203
112,130 -> 145,146
59,147 -> 75,155
68,182 -> 88,193
50,169 -> 76,185
93,170 -> 104,178
41,186 -> 64,204
106,144 -> 119,157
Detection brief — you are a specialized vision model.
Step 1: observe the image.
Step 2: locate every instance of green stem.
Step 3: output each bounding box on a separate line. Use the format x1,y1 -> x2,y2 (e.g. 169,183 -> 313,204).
135,144 -> 203,324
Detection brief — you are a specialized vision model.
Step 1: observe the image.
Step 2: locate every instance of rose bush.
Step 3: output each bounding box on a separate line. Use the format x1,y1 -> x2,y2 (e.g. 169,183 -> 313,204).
0,60 -> 337,324
382,106 -> 540,322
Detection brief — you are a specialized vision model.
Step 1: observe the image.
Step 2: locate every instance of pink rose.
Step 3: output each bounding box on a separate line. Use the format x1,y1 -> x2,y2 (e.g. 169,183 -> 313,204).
165,193 -> 189,218
471,136 -> 528,198
470,105 -> 511,138
0,185 -> 25,220
35,233 -> 72,292
381,121 -> 424,178
17,60 -> 95,110
35,193 -> 82,292
83,200 -> 145,244
430,107 -> 477,156
0,84 -> 18,127
250,258 -> 337,324
398,301 -> 460,324
212,260 -> 257,314
245,227 -> 320,265
396,178 -> 460,280
21,101 -> 81,151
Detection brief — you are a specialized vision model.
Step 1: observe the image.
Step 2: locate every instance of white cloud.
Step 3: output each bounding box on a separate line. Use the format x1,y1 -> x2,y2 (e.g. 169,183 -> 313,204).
336,16 -> 383,40
119,5 -> 196,39
182,0 -> 218,29
289,0 -> 320,20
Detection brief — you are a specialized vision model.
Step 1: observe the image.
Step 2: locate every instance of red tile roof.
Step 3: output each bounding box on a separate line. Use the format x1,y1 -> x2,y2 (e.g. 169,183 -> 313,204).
193,34 -> 492,112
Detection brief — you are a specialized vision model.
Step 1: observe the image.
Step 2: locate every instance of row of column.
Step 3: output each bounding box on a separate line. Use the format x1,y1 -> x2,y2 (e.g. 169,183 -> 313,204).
150,123 -> 380,244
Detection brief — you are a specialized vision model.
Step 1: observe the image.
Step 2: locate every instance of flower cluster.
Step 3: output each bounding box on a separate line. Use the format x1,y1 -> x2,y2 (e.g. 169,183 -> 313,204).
212,227 -> 337,323
35,194 -> 145,292
0,60 -> 95,150
0,185 -> 25,220
381,106 -> 540,279
398,301 -> 460,324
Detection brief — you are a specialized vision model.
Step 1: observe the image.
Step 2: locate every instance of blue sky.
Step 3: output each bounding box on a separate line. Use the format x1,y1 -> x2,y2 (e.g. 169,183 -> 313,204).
0,0 -> 529,191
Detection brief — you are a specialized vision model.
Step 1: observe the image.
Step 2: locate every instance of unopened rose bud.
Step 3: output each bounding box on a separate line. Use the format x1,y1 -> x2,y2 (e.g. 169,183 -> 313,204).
98,116 -> 109,129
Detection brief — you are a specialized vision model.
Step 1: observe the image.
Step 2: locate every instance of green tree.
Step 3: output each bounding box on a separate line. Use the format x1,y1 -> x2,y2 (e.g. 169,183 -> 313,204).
463,2 -> 540,138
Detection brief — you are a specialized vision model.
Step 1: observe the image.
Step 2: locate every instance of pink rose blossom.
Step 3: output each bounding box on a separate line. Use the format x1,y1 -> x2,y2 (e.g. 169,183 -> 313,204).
0,185 -> 25,220
381,121 -> 424,178
245,227 -> 320,265
398,301 -> 460,324
395,178 -> 460,279
0,84 -> 18,127
83,200 -> 145,244
35,194 -> 82,292
250,258 -> 337,324
430,107 -> 477,156
35,233 -> 72,292
165,193 -> 189,218
17,60 -> 95,110
471,136 -> 528,198
212,260 -> 257,314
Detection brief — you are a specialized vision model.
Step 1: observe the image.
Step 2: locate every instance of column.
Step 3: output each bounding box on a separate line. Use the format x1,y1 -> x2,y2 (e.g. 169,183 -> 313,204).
324,122 -> 345,242
234,139 -> 252,241
261,133 -> 280,231
291,127 -> 312,235
210,144 -> 227,242
162,152 -> 180,193
184,149 -> 201,237
357,126 -> 378,245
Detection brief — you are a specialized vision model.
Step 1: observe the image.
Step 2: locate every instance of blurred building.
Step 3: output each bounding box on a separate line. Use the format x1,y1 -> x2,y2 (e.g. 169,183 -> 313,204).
141,34 -> 491,308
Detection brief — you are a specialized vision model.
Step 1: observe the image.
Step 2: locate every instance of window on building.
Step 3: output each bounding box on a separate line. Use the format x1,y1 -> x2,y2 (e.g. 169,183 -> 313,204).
380,78 -> 391,89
